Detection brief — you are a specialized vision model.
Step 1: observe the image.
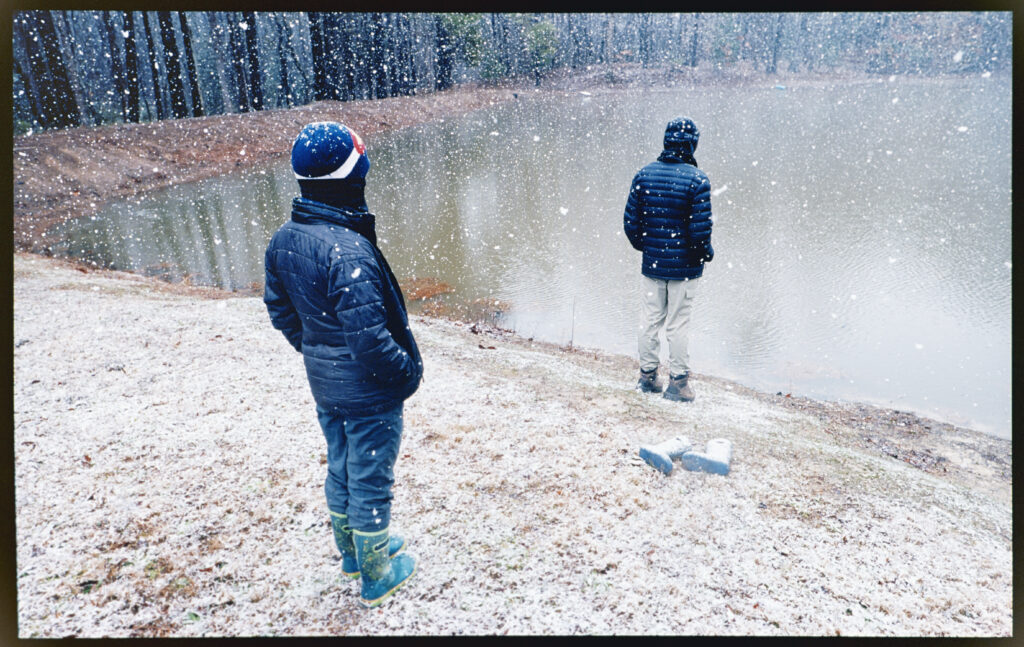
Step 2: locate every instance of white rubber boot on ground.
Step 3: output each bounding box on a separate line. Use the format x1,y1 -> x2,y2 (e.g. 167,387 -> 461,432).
638,436 -> 693,475
679,438 -> 733,475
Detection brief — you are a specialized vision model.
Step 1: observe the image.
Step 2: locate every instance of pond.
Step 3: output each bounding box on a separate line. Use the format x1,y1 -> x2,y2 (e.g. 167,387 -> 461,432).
54,75 -> 1012,438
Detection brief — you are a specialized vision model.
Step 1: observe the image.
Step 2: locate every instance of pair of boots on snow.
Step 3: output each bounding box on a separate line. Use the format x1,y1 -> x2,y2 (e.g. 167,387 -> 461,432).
638,436 -> 733,476
637,367 -> 694,401
330,513 -> 414,608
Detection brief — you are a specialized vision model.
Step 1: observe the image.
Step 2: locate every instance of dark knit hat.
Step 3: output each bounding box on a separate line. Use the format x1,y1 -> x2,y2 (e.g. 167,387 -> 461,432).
663,117 -> 699,152
291,122 -> 370,181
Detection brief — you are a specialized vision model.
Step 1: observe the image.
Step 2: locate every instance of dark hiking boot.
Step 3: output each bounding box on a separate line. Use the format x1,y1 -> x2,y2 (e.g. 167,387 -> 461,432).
663,373 -> 695,402
331,513 -> 405,579
636,368 -> 664,393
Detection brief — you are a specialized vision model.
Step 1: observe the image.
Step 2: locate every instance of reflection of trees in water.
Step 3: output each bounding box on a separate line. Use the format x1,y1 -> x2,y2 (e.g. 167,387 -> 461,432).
67,168 -> 293,291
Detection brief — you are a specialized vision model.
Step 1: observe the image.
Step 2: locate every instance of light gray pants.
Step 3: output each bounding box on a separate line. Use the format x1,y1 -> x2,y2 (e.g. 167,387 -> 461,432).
638,275 -> 700,377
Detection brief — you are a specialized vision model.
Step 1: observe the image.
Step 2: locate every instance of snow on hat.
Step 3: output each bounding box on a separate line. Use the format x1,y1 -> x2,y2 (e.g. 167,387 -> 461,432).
291,122 -> 370,181
664,117 -> 699,150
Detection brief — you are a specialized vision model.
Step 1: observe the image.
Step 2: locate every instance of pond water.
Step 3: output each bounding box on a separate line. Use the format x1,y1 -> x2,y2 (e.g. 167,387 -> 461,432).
55,76 -> 1012,438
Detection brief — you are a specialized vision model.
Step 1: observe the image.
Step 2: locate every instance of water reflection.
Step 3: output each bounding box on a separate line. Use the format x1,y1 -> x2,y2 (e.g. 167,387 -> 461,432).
56,77 -> 1011,437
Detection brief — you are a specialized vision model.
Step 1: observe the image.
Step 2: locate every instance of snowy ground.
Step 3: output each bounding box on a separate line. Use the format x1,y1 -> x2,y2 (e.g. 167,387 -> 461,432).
13,253 -> 1012,637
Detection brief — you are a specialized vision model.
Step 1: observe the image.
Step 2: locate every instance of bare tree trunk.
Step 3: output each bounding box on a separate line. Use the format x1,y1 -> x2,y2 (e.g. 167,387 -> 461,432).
767,13 -> 784,74
308,12 -> 329,101
797,13 -> 811,73
227,12 -> 251,111
347,14 -> 369,99
178,12 -> 204,116
120,12 -> 141,122
435,15 -> 455,90
158,11 -> 188,118
280,14 -> 312,103
142,12 -> 167,119
599,14 -> 611,64
639,13 -> 652,68
689,13 -> 700,68
273,14 -> 293,107
395,13 -> 416,95
57,12 -> 100,125
205,13 -> 234,114
12,15 -> 50,128
242,12 -> 265,110
102,12 -> 128,121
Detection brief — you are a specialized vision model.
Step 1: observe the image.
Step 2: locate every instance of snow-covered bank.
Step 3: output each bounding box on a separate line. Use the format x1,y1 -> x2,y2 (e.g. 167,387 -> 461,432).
13,253 -> 1011,637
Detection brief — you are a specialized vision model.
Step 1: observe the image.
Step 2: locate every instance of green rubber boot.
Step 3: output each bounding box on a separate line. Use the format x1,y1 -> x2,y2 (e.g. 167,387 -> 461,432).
353,527 -> 416,608
330,513 -> 405,579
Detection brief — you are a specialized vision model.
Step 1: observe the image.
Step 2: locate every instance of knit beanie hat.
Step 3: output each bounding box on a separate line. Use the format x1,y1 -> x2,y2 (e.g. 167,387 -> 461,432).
292,121 -> 370,181
663,117 -> 699,153
291,122 -> 370,210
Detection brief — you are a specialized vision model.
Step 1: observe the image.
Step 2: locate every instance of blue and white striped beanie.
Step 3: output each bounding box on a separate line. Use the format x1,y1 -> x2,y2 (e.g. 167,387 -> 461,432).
291,122 -> 370,182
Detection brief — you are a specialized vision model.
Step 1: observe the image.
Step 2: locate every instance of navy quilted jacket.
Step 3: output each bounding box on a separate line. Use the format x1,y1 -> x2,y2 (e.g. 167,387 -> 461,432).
264,197 -> 423,415
623,150 -> 714,280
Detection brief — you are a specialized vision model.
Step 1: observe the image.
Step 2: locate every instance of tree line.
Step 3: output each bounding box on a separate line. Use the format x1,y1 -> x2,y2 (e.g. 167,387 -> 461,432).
12,11 -> 1011,134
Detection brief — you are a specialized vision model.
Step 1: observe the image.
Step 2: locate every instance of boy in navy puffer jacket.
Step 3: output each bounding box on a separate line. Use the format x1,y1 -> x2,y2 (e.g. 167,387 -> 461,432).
264,122 -> 422,608
623,117 -> 714,402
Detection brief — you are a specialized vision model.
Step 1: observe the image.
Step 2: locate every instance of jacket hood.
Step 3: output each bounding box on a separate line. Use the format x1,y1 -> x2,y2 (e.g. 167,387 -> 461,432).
663,117 -> 699,155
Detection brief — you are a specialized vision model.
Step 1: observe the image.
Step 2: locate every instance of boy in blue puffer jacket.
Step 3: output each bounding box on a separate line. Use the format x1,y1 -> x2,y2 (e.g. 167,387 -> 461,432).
623,117 -> 714,402
263,122 -> 422,608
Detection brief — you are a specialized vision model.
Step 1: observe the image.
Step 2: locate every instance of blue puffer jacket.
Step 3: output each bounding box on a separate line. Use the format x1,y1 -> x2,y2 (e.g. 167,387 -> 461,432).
264,197 -> 423,415
623,149 -> 714,281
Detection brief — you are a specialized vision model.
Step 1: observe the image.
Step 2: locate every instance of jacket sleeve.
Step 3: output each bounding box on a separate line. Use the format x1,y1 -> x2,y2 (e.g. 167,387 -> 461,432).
622,173 -> 644,251
263,247 -> 303,352
329,255 -> 417,387
688,172 -> 714,263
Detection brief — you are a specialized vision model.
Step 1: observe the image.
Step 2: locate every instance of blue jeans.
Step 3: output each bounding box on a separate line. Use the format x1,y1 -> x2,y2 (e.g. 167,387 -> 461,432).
316,403 -> 404,532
